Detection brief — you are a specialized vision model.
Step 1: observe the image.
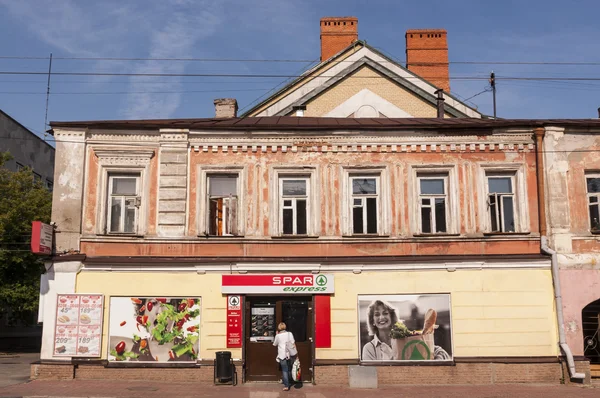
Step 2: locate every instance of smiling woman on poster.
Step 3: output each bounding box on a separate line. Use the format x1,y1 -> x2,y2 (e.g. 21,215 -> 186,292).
361,300 -> 399,361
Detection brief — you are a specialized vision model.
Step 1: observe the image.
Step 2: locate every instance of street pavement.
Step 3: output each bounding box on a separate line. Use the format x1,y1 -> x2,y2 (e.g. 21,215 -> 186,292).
0,354 -> 599,398
0,353 -> 38,388
1,380 -> 599,398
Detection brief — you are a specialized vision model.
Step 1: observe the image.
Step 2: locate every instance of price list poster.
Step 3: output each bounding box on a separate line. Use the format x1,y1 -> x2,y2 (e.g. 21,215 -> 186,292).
54,294 -> 104,357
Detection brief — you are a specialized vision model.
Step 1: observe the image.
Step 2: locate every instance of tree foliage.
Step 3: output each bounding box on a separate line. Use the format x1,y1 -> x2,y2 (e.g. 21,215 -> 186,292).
0,152 -> 52,325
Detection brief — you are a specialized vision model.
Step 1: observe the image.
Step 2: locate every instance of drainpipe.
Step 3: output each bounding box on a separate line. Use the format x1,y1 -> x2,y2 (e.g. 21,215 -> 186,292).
541,237 -> 585,381
535,128 -> 585,381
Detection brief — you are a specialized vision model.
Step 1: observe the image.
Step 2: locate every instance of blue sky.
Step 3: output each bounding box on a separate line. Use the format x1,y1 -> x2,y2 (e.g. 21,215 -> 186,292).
1,0 -> 599,138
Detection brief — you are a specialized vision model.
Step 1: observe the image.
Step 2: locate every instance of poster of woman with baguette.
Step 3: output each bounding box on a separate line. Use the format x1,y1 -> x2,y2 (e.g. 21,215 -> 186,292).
359,294 -> 452,361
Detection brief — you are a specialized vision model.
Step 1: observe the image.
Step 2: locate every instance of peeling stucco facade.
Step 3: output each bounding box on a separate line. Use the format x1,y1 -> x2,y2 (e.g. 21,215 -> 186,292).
543,126 -> 600,361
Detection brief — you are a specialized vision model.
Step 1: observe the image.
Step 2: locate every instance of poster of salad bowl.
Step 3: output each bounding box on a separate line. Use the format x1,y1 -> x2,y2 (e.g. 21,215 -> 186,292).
108,297 -> 201,362
358,294 -> 453,362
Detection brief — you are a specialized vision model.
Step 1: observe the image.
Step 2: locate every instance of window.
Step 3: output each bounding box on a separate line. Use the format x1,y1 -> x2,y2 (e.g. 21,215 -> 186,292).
279,178 -> 308,235
33,172 -> 42,183
350,176 -> 379,234
487,173 -> 515,233
269,166 -> 318,237
45,179 -> 53,191
107,174 -> 140,234
418,174 -> 447,234
15,162 -> 25,171
587,175 -> 600,233
207,174 -> 238,236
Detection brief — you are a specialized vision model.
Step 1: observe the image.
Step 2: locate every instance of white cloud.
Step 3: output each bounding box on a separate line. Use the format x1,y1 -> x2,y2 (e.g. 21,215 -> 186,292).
0,0 -> 313,118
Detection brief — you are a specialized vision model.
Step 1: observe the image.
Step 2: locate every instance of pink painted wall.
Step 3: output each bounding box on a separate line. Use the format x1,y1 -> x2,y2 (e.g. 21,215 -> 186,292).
559,268 -> 600,355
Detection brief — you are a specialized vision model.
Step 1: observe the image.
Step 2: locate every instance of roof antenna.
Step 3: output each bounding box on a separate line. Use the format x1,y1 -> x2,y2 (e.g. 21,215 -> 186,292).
44,53 -> 53,141
490,71 -> 497,119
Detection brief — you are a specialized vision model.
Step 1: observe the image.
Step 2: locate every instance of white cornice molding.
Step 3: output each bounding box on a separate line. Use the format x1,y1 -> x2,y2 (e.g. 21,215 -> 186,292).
184,141 -> 535,154
94,148 -> 155,166
53,128 -> 87,142
79,258 -> 550,273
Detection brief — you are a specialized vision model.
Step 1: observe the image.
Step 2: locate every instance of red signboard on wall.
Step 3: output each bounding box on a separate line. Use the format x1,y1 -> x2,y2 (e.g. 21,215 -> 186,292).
31,221 -> 53,255
227,295 -> 243,348
222,274 -> 334,294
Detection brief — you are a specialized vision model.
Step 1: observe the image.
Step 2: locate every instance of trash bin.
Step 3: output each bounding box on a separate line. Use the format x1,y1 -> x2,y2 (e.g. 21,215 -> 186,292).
215,351 -> 232,382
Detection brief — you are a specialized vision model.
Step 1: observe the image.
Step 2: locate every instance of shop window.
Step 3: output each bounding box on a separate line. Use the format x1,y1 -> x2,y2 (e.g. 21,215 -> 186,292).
107,174 -> 140,234
207,174 -> 239,236
351,176 -> 379,234
487,173 -> 516,233
587,174 -> 600,233
418,174 -> 448,234
279,177 -> 309,235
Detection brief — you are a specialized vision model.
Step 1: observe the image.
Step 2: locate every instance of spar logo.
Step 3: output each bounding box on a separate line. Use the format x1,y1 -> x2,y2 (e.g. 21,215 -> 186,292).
272,276 -> 314,285
401,340 -> 432,360
316,275 -> 328,286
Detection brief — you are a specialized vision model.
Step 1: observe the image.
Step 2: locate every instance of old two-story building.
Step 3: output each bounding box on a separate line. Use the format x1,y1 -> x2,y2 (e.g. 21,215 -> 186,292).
33,17 -> 596,386
542,126 -> 600,379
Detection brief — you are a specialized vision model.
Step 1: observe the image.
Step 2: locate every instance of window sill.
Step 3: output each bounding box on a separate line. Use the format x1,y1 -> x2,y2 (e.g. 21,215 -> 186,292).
483,232 -> 531,236
590,230 -> 600,235
342,234 -> 390,238
197,235 -> 245,239
413,233 -> 460,238
271,235 -> 319,240
100,233 -> 145,238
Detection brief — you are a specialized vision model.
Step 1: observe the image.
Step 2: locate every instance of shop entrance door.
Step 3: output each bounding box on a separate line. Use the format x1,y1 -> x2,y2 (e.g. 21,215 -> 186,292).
245,296 -> 313,382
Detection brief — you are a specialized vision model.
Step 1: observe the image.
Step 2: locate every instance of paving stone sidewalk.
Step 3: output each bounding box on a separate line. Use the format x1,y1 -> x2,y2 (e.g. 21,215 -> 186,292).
0,380 -> 598,398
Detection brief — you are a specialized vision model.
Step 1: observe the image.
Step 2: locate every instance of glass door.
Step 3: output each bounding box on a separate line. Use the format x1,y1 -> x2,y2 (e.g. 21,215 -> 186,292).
244,296 -> 313,382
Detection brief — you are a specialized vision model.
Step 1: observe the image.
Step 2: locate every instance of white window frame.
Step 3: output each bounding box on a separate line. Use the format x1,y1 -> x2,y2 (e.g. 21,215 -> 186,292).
477,163 -> 529,233
417,173 -> 449,234
486,173 -> 517,233
106,174 -> 140,234
410,165 -> 459,235
279,177 -> 310,235
341,166 -> 390,236
585,172 -> 600,233
269,166 -> 319,237
93,148 -> 154,237
350,175 -> 380,235
206,174 -> 240,237
197,165 -> 245,237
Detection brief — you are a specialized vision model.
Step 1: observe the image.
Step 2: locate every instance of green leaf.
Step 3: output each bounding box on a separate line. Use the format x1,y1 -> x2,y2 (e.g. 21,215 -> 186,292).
0,153 -> 51,325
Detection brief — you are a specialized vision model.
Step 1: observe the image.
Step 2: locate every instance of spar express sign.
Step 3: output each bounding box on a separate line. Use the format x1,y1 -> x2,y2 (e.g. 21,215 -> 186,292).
222,274 -> 334,294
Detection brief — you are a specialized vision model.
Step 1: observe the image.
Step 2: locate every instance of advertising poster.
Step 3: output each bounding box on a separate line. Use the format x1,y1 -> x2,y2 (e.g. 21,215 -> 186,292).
54,294 -> 104,357
227,295 -> 243,348
108,297 -> 201,362
250,307 -> 275,342
358,294 -> 452,361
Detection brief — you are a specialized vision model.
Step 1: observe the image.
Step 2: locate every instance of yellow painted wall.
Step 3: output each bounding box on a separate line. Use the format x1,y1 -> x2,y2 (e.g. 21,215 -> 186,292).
76,268 -> 558,362
304,66 -> 440,118
76,273 -> 238,361
321,269 -> 559,359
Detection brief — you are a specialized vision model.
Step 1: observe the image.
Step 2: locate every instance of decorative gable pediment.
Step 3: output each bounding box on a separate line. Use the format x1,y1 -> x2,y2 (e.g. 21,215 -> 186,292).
245,44 -> 482,119
324,89 -> 413,118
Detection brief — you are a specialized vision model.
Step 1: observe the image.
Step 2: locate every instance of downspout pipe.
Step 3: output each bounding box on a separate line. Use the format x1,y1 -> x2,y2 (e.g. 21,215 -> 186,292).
541,237 -> 585,381
534,128 -> 585,381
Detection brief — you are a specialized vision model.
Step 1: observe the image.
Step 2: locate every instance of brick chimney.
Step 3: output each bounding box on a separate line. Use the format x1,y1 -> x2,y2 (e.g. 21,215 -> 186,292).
320,17 -> 358,61
405,29 -> 450,92
214,98 -> 238,118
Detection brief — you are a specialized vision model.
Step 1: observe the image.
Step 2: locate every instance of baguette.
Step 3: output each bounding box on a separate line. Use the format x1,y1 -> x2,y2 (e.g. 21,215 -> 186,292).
422,309 -> 437,335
